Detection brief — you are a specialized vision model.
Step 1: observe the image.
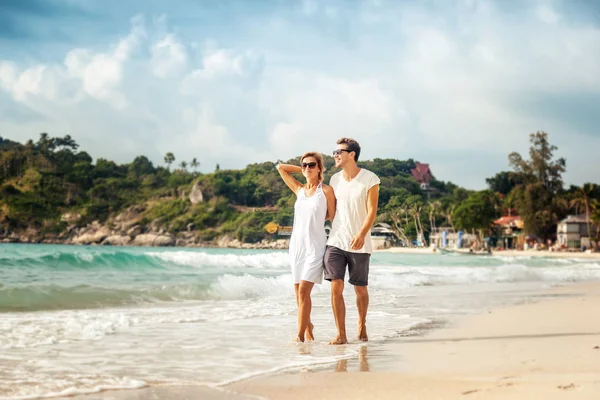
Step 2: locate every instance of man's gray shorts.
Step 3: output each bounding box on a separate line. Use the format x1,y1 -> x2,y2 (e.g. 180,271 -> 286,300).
324,245 -> 371,286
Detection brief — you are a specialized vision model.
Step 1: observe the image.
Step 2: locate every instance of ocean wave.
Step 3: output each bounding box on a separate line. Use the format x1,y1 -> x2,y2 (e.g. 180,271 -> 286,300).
0,249 -> 165,270
148,251 -> 289,270
370,263 -> 600,289
0,247 -> 289,272
0,273 -> 294,312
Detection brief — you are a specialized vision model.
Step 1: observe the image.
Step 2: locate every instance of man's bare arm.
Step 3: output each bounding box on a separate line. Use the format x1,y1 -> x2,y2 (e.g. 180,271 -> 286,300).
350,184 -> 379,250
323,184 -> 336,221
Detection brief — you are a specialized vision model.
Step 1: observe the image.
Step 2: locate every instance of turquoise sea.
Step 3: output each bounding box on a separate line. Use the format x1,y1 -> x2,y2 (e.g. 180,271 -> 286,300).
2,243 -> 600,399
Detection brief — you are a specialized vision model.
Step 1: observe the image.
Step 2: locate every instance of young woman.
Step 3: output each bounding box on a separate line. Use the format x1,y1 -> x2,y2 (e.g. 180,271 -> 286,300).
276,152 -> 336,342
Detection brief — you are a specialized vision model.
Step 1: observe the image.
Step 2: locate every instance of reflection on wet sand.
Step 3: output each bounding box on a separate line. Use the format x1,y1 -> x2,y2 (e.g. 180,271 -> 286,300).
335,346 -> 370,372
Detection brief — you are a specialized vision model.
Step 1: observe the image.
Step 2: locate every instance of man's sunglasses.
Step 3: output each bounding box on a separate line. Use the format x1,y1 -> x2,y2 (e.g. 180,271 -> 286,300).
301,162 -> 317,169
332,149 -> 352,156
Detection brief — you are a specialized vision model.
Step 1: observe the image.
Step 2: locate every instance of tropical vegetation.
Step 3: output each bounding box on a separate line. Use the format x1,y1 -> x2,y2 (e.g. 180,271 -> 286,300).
0,131 -> 598,245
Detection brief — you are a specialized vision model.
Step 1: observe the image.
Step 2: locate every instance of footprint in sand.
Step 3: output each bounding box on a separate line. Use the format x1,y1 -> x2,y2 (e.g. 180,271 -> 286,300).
498,382 -> 515,388
461,389 -> 480,395
558,383 -> 576,390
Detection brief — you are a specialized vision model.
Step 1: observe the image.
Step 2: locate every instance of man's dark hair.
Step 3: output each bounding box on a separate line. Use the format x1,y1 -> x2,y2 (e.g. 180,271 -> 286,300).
336,137 -> 361,162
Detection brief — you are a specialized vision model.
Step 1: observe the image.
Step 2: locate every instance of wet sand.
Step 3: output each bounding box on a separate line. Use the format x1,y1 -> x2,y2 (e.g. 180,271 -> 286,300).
229,282 -> 600,399
65,282 -> 600,400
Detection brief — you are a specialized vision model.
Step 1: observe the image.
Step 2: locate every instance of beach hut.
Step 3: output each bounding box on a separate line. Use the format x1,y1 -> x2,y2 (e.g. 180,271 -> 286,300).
492,215 -> 523,249
371,222 -> 400,249
557,215 -> 592,248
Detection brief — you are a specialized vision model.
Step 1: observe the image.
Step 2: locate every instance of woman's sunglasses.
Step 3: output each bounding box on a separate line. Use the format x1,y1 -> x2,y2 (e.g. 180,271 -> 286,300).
332,149 -> 352,156
301,162 -> 317,169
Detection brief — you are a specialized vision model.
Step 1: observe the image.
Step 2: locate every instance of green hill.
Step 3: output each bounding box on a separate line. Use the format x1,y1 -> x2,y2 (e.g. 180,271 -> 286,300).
0,132 -> 597,246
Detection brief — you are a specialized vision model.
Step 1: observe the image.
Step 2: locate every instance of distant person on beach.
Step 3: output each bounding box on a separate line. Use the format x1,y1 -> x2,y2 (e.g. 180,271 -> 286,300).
276,153 -> 336,342
324,138 -> 380,345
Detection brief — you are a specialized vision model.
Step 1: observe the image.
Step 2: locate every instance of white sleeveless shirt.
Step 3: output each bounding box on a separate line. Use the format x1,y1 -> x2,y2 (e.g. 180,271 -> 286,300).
288,182 -> 328,284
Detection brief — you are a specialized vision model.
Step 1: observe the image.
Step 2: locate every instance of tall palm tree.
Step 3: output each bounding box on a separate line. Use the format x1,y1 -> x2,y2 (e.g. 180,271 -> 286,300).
190,158 -> 200,174
386,209 -> 410,245
164,152 -> 175,171
410,203 -> 425,245
428,200 -> 441,231
442,204 -> 456,230
570,183 -> 597,239
591,199 -> 600,240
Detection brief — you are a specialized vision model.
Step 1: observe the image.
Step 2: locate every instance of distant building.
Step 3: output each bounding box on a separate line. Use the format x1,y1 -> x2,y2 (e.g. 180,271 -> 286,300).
371,222 -> 400,249
492,215 -> 524,249
410,162 -> 434,185
429,227 -> 477,249
557,215 -> 592,248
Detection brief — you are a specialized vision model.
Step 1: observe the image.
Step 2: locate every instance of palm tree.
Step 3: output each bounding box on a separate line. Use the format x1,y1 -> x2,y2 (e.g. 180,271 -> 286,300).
190,158 -> 200,174
428,200 -> 441,232
410,203 -> 425,246
591,199 -> 600,240
164,152 -> 175,171
570,183 -> 596,239
179,161 -> 188,171
442,204 -> 456,230
385,209 -> 410,245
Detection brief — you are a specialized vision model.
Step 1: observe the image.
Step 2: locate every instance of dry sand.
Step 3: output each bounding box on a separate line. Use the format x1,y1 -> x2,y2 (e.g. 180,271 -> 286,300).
67,282 -> 600,400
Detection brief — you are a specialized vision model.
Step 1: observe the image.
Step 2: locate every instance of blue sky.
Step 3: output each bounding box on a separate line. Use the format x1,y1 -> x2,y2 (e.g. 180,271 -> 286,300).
1,0 -> 599,189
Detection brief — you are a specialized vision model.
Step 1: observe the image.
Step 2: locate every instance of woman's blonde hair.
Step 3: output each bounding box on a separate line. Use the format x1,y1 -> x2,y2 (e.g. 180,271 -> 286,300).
301,152 -> 325,182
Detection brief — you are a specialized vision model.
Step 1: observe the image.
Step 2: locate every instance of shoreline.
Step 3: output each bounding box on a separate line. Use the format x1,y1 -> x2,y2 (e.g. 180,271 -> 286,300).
228,281 -> 600,399
63,281 -> 600,400
4,240 -> 600,258
380,246 -> 600,258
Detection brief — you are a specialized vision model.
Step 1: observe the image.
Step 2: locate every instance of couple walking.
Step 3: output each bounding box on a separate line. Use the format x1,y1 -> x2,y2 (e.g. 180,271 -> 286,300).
276,137 -> 380,344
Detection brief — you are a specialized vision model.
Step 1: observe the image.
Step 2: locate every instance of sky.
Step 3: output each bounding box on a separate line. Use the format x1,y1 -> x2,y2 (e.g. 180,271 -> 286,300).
0,0 -> 599,189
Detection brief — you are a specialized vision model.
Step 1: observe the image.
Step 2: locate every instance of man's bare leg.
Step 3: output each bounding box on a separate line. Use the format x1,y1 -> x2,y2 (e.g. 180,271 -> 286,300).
329,279 -> 348,345
297,281 -> 314,342
355,285 -> 369,341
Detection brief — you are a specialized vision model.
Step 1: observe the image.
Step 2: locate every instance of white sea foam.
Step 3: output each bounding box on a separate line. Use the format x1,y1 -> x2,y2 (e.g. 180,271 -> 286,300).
148,251 -> 290,270
0,377 -> 147,400
3,246 -> 600,399
207,273 -> 294,300
369,262 -> 600,289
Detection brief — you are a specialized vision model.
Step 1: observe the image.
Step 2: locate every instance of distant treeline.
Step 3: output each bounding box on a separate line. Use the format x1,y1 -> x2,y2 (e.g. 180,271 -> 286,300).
0,131 -> 598,243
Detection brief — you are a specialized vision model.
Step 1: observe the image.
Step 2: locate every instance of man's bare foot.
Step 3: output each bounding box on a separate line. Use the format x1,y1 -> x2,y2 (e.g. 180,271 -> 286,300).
305,322 -> 315,341
329,336 -> 348,345
358,324 -> 368,341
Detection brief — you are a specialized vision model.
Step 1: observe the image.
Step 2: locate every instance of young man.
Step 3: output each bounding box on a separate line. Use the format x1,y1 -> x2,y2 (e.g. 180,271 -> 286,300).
324,137 -> 380,345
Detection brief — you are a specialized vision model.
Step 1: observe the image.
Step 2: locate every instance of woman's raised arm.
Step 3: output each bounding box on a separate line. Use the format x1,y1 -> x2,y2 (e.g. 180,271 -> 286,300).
276,163 -> 303,194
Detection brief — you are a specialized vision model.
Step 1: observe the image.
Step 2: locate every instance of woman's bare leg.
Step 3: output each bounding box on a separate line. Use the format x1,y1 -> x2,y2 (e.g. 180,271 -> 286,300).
297,280 -> 315,342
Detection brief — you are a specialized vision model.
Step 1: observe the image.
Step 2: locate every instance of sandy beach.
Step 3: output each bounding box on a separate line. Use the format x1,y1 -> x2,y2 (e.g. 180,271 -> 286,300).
229,282 -> 600,400
65,281 -> 600,400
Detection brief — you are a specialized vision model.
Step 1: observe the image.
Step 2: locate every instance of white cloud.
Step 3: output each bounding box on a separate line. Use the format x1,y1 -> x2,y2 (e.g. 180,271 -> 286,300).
263,71 -> 405,161
0,2 -> 599,188
150,34 -> 188,78
62,16 -> 146,108
536,4 -> 561,24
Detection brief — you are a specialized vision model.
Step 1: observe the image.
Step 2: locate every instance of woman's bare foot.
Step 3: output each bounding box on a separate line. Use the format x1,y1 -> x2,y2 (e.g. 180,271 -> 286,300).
305,322 -> 315,341
329,335 -> 348,345
358,324 -> 368,341
296,335 -> 305,343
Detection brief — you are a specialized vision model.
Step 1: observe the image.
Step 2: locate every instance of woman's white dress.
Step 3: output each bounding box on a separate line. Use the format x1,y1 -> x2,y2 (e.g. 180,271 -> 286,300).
288,183 -> 328,284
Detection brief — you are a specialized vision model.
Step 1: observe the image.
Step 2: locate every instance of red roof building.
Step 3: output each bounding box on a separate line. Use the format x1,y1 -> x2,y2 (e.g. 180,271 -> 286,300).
410,162 -> 434,184
493,215 -> 523,229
